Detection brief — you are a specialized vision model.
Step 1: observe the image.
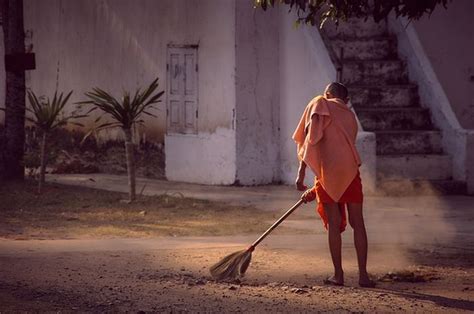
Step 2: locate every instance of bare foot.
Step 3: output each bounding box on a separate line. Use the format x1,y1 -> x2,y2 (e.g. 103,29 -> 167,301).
323,275 -> 344,286
359,273 -> 376,288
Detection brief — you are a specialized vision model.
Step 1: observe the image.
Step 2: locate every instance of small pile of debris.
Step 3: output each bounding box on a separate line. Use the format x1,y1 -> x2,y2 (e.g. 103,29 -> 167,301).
378,270 -> 440,283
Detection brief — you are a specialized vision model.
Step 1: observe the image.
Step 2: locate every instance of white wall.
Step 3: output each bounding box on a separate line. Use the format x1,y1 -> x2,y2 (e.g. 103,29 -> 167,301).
164,0 -> 237,184
234,0 -> 280,185
4,1 -> 379,188
18,0 -> 238,184
278,10 -> 337,187
165,128 -> 236,185
22,0 -> 236,142
22,0 -> 158,140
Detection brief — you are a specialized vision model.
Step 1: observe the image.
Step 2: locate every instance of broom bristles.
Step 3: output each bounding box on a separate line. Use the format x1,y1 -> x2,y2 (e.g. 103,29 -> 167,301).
210,248 -> 253,281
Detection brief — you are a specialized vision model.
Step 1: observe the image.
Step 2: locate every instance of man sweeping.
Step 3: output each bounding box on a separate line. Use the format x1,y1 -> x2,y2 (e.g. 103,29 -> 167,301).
292,82 -> 375,288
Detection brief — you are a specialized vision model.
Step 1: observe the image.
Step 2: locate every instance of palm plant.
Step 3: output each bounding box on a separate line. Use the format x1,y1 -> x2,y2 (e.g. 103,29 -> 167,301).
26,90 -> 84,193
78,78 -> 164,202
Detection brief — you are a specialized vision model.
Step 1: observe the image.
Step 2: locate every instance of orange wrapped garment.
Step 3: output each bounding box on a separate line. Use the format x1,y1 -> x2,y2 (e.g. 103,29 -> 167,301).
292,96 -> 362,232
315,171 -> 363,232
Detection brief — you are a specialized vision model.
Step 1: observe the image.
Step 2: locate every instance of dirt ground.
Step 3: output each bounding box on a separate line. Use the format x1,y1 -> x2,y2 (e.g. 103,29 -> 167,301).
0,181 -> 296,239
0,180 -> 473,312
0,241 -> 473,313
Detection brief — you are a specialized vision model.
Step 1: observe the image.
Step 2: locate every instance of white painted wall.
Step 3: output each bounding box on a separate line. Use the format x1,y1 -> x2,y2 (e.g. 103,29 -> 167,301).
356,131 -> 377,194
278,9 -> 376,193
15,0 -> 238,184
21,0 -> 236,142
234,0 -> 280,185
279,10 -> 336,187
165,128 -> 236,185
163,0 -> 237,184
2,1 -> 379,188
21,0 -> 158,140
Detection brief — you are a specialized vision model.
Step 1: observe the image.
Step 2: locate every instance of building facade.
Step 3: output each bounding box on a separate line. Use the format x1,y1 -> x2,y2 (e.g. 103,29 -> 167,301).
1,0 -> 473,193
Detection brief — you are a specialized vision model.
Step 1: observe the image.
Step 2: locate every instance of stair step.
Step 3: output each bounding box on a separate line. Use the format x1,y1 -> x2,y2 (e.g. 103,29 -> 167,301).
377,154 -> 452,180
330,37 -> 397,60
342,60 -> 408,85
349,85 -> 418,108
376,179 -> 467,196
322,18 -> 388,38
357,107 -> 433,131
375,130 -> 443,155
320,16 -> 462,192
375,131 -> 443,155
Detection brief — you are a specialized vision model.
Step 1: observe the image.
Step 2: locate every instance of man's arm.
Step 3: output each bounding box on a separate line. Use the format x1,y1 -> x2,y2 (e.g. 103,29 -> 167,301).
295,123 -> 309,191
295,161 -> 307,191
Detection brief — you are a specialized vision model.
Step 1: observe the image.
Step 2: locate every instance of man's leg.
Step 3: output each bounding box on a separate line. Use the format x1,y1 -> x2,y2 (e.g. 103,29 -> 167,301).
324,202 -> 344,285
347,203 -> 374,286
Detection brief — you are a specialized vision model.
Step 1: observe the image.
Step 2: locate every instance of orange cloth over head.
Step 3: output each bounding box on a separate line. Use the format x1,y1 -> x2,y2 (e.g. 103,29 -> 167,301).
292,96 -> 362,232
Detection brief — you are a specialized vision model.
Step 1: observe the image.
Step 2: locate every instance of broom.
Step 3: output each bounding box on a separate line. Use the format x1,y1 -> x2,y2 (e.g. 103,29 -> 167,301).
210,198 -> 304,281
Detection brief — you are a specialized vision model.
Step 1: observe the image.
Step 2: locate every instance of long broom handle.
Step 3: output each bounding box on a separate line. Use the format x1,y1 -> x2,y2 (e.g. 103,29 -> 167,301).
250,199 -> 304,249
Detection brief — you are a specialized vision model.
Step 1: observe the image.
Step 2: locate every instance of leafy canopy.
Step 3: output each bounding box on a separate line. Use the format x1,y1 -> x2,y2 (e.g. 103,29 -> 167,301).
255,0 -> 452,28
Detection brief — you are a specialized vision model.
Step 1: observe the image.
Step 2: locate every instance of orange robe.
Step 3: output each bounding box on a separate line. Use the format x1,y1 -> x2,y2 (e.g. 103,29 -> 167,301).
292,96 -> 362,232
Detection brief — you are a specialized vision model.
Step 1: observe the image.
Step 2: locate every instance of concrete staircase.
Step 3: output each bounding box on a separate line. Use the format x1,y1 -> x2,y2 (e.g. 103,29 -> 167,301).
321,18 -> 467,195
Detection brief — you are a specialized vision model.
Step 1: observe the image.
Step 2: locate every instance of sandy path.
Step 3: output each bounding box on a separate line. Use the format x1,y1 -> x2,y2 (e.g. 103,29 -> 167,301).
1,236 -> 473,312
2,176 -> 473,311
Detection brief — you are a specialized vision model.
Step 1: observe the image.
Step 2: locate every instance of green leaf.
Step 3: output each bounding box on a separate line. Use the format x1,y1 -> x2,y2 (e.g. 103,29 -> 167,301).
26,90 -> 82,132
78,77 -> 164,132
256,0 -> 452,27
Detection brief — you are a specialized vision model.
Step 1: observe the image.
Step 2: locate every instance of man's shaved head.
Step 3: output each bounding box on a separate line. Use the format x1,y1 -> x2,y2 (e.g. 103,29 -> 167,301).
324,82 -> 349,101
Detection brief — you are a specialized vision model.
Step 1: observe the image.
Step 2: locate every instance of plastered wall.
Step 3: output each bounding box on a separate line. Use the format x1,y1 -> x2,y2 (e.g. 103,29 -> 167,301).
18,0 -> 236,142
278,9 -> 336,187
163,0 -> 237,184
1,1 -> 379,188
234,0 -> 280,185
13,0 -> 239,184
165,128 -> 236,185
